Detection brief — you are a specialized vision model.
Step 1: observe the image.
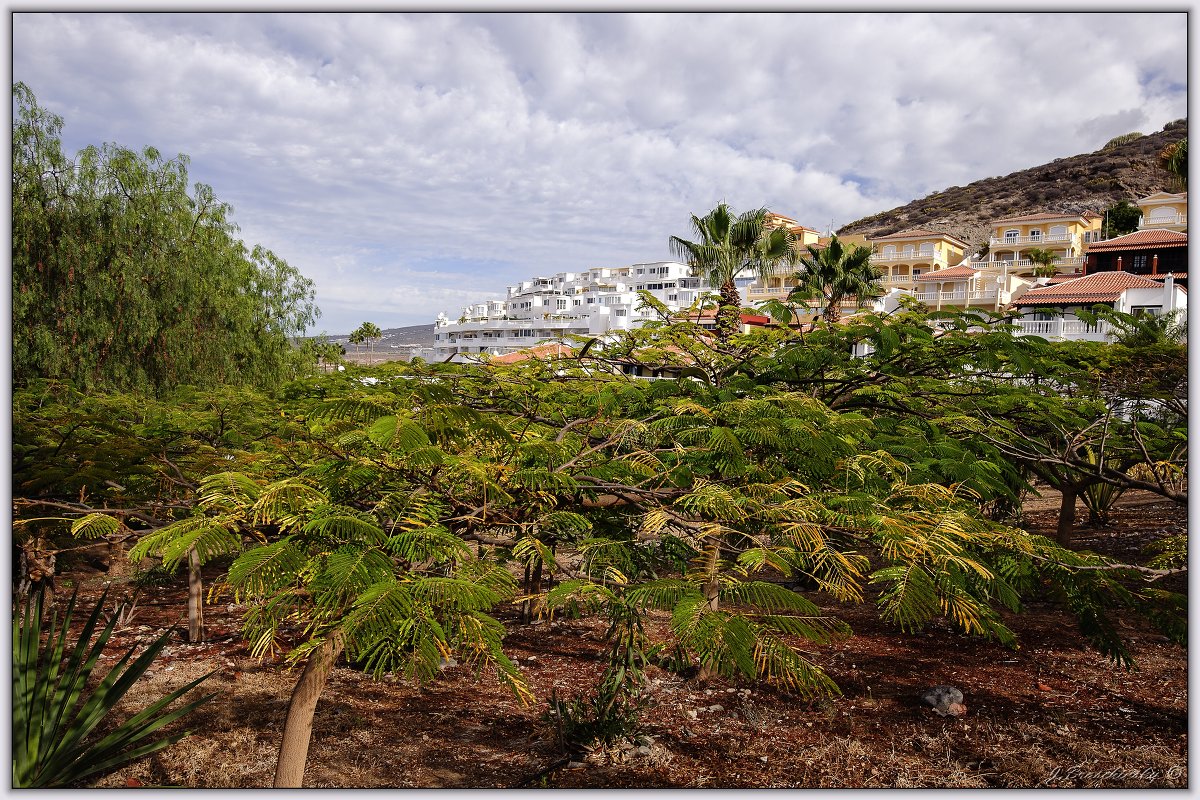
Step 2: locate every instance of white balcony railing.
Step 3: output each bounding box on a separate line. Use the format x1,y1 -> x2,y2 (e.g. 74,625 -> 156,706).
913,290 -> 998,303
1140,213 -> 1186,228
987,256 -> 1086,271
443,317 -> 584,333
990,233 -> 1078,248
872,252 -> 947,266
1014,319 -> 1112,341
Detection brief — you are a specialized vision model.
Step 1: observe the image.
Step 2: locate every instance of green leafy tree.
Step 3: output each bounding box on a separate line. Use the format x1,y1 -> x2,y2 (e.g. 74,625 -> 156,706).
41,301 -> 1185,788
788,234 -> 883,324
1101,200 -> 1142,239
12,83 -> 319,394
668,203 -> 794,339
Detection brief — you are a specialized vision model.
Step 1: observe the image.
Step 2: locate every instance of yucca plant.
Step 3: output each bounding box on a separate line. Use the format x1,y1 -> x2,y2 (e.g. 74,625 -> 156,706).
12,587 -> 216,788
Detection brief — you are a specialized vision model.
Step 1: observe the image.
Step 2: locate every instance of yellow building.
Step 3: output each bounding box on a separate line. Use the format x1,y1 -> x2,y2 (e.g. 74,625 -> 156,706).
866,228 -> 970,292
984,211 -> 1101,277
1136,191 -> 1187,233
747,215 -> 825,304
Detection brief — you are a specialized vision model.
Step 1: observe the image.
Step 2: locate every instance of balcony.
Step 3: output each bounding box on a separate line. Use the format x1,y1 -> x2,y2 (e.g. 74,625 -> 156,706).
1139,213 -> 1186,229
1014,319 -> 1112,342
913,290 -> 999,304
872,252 -> 948,267
440,317 -> 585,333
747,286 -> 795,297
987,256 -> 1086,271
990,233 -> 1079,248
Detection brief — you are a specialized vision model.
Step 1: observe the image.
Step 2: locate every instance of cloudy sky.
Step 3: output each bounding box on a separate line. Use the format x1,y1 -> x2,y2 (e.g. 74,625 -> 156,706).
13,12 -> 1187,334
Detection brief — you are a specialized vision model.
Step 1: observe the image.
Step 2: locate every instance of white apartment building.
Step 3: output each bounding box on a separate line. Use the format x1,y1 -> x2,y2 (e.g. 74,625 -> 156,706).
432,261 -> 734,360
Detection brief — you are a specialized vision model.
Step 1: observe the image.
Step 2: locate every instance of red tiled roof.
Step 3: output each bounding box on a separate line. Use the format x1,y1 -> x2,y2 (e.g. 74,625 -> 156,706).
870,228 -> 970,247
489,343 -> 574,364
992,211 -> 1092,224
1013,271 -> 1165,306
675,309 -> 772,325
1148,272 -> 1187,280
913,266 -> 979,282
1086,229 -> 1187,252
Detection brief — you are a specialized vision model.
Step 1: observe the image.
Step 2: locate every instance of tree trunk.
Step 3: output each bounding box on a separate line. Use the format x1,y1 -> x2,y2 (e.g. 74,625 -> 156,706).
273,630 -> 346,788
530,560 -> 544,604
716,281 -> 742,341
698,542 -> 721,681
1055,484 -> 1079,548
824,294 -> 842,325
521,563 -> 532,623
187,547 -> 204,643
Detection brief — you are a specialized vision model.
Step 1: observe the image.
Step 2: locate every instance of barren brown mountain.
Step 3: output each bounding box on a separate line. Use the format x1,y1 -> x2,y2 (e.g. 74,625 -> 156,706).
838,120 -> 1188,252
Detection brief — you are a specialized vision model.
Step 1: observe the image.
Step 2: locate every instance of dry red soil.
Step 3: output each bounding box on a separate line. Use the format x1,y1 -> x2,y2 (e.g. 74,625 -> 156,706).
66,491 -> 1186,788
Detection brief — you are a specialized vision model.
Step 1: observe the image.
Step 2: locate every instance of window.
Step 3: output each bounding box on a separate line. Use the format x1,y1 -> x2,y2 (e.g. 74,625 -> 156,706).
1132,254 -> 1148,271
883,245 -> 897,259
1131,306 -> 1161,318
1049,225 -> 1067,240
615,309 -> 627,316
1028,229 -> 1041,242
587,297 -> 595,303
1004,229 -> 1020,242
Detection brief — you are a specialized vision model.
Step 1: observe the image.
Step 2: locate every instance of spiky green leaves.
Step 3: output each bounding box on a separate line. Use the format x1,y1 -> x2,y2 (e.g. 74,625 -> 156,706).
12,588 -> 214,788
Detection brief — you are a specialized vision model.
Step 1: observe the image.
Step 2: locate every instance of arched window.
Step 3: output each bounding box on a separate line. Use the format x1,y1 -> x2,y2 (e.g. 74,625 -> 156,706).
883,245 -> 897,258
902,245 -> 916,258
1028,229 -> 1041,242
1004,229 -> 1020,242
1048,225 -> 1067,240
918,242 -> 934,257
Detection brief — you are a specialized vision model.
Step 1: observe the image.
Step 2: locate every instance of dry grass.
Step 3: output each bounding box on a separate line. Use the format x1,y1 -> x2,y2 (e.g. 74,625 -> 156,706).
78,496 -> 1186,788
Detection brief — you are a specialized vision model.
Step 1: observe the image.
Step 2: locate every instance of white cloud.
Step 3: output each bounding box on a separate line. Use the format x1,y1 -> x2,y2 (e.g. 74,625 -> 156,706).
13,11 -> 1187,333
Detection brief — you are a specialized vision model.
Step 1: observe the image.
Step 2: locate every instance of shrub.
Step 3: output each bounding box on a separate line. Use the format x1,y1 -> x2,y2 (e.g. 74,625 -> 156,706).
12,587 -> 216,787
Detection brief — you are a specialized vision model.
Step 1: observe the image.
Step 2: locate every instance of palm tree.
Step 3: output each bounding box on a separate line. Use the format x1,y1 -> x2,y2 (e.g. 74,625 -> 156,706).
1158,137 -> 1187,191
350,322 -> 383,365
361,322 -> 383,365
787,235 -> 883,324
1025,247 -> 1059,278
668,203 -> 794,339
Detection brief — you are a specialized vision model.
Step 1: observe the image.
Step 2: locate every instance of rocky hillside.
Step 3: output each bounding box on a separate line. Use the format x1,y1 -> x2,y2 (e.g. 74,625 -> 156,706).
838,119 -> 1187,251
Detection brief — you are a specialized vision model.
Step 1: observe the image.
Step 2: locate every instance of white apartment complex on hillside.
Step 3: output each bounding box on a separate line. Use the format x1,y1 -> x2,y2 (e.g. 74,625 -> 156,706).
432,261 -> 742,360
